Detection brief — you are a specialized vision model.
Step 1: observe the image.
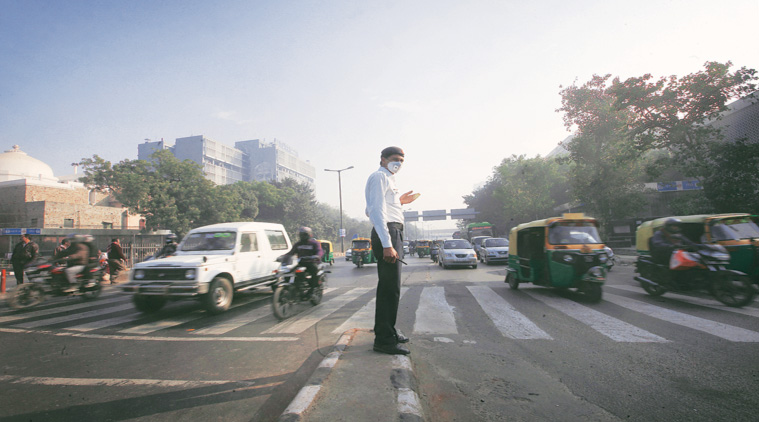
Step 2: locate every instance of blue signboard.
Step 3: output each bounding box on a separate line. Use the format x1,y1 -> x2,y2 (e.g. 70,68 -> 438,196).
657,182 -> 677,192
26,229 -> 41,235
681,180 -> 702,191
3,228 -> 22,235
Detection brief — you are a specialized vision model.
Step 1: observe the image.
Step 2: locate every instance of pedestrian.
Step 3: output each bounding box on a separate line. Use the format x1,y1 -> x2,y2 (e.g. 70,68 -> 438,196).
365,146 -> 420,355
10,234 -> 38,285
107,238 -> 127,283
54,238 -> 70,259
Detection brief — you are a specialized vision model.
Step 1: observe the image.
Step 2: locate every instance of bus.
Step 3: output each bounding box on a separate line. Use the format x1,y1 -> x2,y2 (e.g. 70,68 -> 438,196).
466,222 -> 494,239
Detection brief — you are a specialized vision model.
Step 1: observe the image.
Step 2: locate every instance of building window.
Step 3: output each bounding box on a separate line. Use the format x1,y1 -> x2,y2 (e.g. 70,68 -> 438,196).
30,218 -> 38,227
63,219 -> 74,228
102,222 -> 113,229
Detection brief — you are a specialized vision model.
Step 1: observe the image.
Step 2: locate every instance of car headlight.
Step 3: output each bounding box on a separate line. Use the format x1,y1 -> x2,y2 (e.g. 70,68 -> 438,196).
599,254 -> 608,263
446,253 -> 454,258
185,269 -> 196,280
133,269 -> 145,280
590,267 -> 604,277
562,255 -> 574,263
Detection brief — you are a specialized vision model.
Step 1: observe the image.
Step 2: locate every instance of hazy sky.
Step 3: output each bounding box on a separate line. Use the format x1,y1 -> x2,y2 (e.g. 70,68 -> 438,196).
2,0 -> 757,229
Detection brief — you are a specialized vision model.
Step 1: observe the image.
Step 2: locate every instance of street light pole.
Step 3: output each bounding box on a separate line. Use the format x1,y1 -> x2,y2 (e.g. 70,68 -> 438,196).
324,166 -> 354,253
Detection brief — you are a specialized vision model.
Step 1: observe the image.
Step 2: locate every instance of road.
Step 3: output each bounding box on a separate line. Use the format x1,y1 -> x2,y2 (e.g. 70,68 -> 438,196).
1,256 -> 758,421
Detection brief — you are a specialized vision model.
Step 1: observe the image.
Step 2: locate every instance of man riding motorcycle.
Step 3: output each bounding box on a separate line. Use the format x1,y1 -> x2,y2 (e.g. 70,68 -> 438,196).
154,233 -> 179,259
57,234 -> 97,288
281,227 -> 323,297
650,218 -> 697,265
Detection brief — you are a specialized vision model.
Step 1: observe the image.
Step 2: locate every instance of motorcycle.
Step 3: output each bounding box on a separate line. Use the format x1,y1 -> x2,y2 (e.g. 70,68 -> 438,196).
8,258 -> 105,310
635,244 -> 755,307
271,255 -> 329,320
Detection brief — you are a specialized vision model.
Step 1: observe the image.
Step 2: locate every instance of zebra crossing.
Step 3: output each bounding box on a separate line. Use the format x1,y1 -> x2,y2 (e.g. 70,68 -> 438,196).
2,284 -> 758,343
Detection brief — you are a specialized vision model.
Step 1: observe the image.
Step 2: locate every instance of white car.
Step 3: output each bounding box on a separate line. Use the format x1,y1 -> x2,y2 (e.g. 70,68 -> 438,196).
439,239 -> 478,269
480,237 -> 509,265
403,241 -> 410,255
345,249 -> 352,261
122,222 -> 292,314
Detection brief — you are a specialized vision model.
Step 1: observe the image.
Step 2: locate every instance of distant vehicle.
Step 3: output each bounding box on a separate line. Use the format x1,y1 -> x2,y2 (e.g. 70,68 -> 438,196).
403,241 -> 410,255
122,222 -> 292,314
345,249 -> 352,261
470,235 -> 493,260
480,237 -> 510,265
452,231 -> 462,239
439,239 -> 477,269
466,222 -> 494,240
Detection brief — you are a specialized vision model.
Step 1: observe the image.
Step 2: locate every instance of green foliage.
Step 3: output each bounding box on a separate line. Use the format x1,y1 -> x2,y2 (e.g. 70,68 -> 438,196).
463,155 -> 570,232
558,75 -> 650,226
700,139 -> 759,214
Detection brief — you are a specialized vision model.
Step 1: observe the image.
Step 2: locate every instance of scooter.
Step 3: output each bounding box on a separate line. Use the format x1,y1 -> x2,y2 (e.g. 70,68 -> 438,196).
271,255 -> 328,320
8,258 -> 105,310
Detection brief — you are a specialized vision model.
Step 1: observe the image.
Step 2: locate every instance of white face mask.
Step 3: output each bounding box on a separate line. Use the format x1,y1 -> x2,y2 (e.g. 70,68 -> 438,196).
387,161 -> 403,174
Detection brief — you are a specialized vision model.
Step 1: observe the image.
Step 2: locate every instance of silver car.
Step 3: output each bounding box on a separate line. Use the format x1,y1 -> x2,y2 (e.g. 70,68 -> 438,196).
439,239 -> 478,269
480,237 -> 509,265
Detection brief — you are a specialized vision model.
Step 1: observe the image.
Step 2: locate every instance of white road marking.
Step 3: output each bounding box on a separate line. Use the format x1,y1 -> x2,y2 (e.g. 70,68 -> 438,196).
13,303 -> 135,329
119,310 -> 206,334
66,312 -> 143,332
191,303 -> 272,335
467,286 -> 553,340
433,337 -> 454,343
283,385 -> 322,415
414,286 -> 457,335
604,293 -> 759,342
263,287 -> 370,334
0,327 -> 298,342
608,284 -> 759,317
331,287 -> 409,334
524,290 -> 668,342
0,296 -> 126,324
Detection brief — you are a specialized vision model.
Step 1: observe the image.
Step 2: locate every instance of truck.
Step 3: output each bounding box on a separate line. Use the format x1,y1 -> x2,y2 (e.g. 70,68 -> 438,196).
121,222 -> 292,314
466,222 -> 495,240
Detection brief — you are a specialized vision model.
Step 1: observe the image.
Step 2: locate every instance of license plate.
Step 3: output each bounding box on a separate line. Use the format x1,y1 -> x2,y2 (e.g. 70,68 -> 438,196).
584,256 -> 594,262
144,287 -> 166,293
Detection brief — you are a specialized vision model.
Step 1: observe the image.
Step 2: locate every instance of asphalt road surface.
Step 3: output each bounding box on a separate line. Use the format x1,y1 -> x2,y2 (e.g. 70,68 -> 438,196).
1,256 -> 758,421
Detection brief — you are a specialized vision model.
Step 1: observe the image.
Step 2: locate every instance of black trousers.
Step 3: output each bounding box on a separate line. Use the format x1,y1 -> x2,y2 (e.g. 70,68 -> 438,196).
12,262 -> 25,284
371,225 -> 403,346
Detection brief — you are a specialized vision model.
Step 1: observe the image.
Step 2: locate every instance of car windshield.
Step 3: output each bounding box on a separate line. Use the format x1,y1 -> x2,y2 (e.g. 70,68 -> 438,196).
548,223 -> 602,245
352,240 -> 370,249
711,218 -> 759,241
484,238 -> 509,247
181,231 -> 236,251
444,240 -> 472,249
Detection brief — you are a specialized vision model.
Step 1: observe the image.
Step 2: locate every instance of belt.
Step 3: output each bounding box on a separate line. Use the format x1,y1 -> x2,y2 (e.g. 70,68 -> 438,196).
387,222 -> 403,231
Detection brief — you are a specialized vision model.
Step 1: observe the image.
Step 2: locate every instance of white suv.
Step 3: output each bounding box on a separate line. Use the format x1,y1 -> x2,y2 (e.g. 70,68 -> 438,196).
122,222 -> 292,314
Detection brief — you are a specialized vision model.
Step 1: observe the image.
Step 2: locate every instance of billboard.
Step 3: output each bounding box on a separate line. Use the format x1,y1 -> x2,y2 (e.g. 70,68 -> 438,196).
422,210 -> 447,221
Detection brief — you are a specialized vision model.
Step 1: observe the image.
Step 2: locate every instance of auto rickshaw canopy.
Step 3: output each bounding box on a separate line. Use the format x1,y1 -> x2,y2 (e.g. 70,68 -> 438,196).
636,213 -> 755,253
508,213 -> 600,256
317,239 -> 333,254
351,237 -> 372,251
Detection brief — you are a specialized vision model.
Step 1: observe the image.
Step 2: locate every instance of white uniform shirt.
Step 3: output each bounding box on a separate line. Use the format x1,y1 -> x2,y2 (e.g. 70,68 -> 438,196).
365,166 -> 403,248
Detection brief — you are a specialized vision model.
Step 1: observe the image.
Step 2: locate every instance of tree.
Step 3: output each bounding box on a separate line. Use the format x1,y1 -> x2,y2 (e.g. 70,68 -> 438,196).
558,75 -> 651,227
463,155 -> 570,232
608,61 -> 757,174
78,150 -> 237,236
700,139 -> 759,213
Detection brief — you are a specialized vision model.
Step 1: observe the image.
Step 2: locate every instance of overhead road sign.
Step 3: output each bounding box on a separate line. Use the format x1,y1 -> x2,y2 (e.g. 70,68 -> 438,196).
403,211 -> 420,222
450,208 -> 478,220
422,210 -> 447,221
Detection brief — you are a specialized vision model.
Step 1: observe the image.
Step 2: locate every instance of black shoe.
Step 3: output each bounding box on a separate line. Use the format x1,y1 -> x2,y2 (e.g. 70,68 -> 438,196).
373,343 -> 410,355
396,331 -> 409,343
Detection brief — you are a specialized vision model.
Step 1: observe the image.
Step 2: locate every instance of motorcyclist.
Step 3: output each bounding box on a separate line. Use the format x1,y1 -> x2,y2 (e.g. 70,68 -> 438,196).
650,218 -> 697,266
282,227 -> 323,297
57,234 -> 92,288
154,234 -> 178,259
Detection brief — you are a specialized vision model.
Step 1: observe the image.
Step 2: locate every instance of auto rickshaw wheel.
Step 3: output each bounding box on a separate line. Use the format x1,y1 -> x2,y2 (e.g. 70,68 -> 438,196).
506,272 -> 519,290
582,283 -> 603,303
710,271 -> 755,308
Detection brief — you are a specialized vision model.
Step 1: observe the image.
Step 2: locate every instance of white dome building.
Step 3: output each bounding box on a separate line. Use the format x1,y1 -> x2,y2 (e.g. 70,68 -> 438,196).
0,145 -> 59,183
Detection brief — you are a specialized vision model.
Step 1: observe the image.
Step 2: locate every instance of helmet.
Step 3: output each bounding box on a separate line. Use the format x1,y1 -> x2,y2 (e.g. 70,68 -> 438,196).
166,234 -> 177,243
664,218 -> 682,234
82,235 -> 94,243
67,233 -> 87,243
298,226 -> 313,241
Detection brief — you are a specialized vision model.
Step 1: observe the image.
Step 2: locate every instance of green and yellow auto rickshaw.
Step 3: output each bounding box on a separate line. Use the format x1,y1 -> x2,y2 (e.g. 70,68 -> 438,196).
351,237 -> 377,268
317,239 -> 334,265
505,213 -> 608,302
416,240 -> 431,258
634,214 -> 757,306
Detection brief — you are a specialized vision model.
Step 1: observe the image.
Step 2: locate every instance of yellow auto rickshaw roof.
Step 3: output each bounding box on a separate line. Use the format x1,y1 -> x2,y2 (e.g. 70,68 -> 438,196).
508,214 -> 599,255
316,239 -> 333,246
635,213 -> 752,252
